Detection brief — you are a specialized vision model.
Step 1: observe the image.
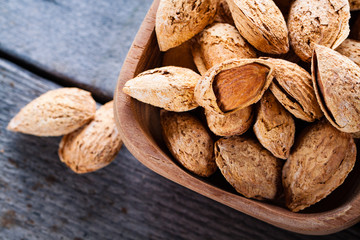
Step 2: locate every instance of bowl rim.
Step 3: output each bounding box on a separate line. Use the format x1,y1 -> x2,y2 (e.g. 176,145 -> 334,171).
114,0 -> 360,235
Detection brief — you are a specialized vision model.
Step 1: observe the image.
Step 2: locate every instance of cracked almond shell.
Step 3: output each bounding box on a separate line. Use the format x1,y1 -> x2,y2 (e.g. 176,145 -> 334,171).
192,23 -> 256,75
265,58 -> 323,122
215,136 -> 283,200
253,91 -> 295,159
214,0 -> 235,25
226,0 -> 289,54
155,0 -> 216,51
59,101 -> 123,174
312,44 -> 360,133
336,39 -> 360,67
205,106 -> 253,137
282,120 -> 356,212
7,88 -> 96,136
160,110 -> 217,177
123,66 -> 200,112
288,0 -> 350,62
194,58 -> 274,115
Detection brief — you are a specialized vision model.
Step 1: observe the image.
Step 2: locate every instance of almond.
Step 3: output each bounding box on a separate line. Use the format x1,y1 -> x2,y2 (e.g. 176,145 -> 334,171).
215,136 -> 283,200
155,0 -> 217,51
226,0 -> 289,54
336,39 -> 360,67
350,0 -> 360,10
253,91 -> 295,159
214,0 -> 235,25
7,88 -> 96,136
162,41 -> 198,72
123,66 -> 200,112
288,0 -> 350,62
160,110 -> 217,177
312,44 -> 360,133
282,120 -> 356,212
59,101 -> 122,174
192,23 -> 256,75
194,58 -> 274,114
205,106 -> 253,137
264,58 -> 323,122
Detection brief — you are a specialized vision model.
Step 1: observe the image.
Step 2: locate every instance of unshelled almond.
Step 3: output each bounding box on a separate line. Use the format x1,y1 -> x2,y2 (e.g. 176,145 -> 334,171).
160,110 -> 217,177
288,0 -> 350,62
336,39 -> 360,67
123,66 -> 200,112
7,88 -> 96,136
59,101 -> 122,174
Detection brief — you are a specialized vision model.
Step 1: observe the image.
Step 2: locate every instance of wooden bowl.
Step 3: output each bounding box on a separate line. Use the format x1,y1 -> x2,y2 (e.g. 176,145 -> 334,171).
114,0 -> 360,235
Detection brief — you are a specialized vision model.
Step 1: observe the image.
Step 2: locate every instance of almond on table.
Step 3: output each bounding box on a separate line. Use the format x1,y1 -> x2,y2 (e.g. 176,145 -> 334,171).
7,88 -> 96,136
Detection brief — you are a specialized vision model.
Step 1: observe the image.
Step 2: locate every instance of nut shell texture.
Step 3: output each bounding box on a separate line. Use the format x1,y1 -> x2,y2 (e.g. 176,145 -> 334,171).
59,101 -> 123,174
215,136 -> 283,200
226,0 -> 289,54
205,106 -> 253,136
160,111 -> 217,177
350,0 -> 360,10
192,23 -> 256,75
7,88 -> 96,136
282,120 -> 356,212
266,58 -> 323,122
156,0 -> 216,51
312,44 -> 360,133
254,91 -> 295,159
123,66 -> 200,112
288,0 -> 350,62
336,39 -> 360,67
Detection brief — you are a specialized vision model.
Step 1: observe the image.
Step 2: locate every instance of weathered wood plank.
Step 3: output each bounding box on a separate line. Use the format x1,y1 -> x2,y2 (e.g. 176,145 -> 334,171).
0,0 -> 153,101
1,59 -> 360,239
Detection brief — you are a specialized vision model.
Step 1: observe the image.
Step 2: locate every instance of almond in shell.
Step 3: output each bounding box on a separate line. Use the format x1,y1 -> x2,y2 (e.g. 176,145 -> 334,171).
336,39 -> 360,67
123,66 -> 200,112
214,0 -> 235,25
226,0 -> 289,54
7,88 -> 96,136
288,0 -> 350,62
205,106 -> 253,137
160,110 -> 217,177
312,44 -> 360,133
192,23 -> 256,75
282,120 -> 356,212
264,58 -> 323,122
155,0 -> 217,51
253,91 -> 295,159
215,136 -> 283,200
59,101 -> 122,174
194,58 -> 274,114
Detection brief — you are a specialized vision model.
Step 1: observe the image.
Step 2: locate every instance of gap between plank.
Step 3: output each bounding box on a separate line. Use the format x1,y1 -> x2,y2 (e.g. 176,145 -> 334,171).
0,49 -> 112,104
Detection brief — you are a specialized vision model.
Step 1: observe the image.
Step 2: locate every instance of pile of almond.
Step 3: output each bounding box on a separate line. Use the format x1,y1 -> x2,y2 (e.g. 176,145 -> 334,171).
123,0 -> 360,212
7,88 -> 123,174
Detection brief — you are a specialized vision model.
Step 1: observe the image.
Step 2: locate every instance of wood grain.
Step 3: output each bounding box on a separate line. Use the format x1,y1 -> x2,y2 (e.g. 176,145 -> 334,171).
0,0 -> 152,101
115,0 -> 360,235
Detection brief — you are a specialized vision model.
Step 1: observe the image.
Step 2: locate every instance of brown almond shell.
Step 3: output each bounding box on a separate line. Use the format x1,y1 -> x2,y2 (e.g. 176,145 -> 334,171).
123,66 -> 200,112
336,39 -> 360,67
58,101 -> 123,174
288,0 -> 350,62
160,111 -> 217,177
205,106 -> 253,137
282,120 -> 356,212
312,44 -> 360,133
155,0 -> 216,51
226,0 -> 289,54
253,91 -> 295,159
215,136 -> 283,200
265,58 -> 323,122
192,23 -> 256,75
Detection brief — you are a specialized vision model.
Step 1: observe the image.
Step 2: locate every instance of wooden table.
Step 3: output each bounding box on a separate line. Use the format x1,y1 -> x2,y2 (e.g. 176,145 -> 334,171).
0,1 -> 359,239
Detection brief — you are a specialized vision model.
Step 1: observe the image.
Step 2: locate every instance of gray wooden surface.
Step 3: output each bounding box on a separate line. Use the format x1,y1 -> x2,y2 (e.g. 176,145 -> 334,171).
1,0 -> 360,239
